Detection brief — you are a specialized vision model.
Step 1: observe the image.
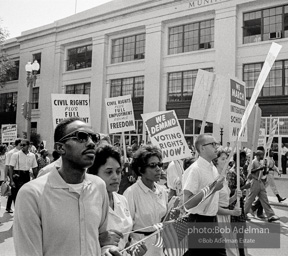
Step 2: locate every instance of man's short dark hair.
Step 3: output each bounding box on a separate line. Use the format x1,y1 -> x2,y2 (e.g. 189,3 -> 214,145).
233,151 -> 247,162
54,117 -> 84,143
15,138 -> 22,146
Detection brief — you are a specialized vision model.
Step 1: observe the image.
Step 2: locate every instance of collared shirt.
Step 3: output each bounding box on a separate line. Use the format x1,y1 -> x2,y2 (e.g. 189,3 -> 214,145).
281,146 -> 288,156
13,167 -> 109,256
5,148 -> 19,166
10,150 -> 37,171
182,156 -> 219,216
107,192 -> 133,252
37,157 -> 62,178
124,178 -> 167,256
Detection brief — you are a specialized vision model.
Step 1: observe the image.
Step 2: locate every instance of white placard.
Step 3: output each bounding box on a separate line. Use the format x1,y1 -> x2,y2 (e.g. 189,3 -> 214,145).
238,42 -> 282,139
142,110 -> 192,163
189,69 -> 227,125
1,124 -> 17,144
105,95 -> 135,134
51,94 -> 91,129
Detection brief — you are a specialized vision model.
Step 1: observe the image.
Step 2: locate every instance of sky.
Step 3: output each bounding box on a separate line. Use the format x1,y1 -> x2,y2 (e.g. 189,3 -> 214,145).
0,0 -> 113,39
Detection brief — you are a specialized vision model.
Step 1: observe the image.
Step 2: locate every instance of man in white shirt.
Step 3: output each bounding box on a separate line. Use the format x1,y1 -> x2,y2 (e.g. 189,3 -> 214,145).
9,139 -> 38,201
183,134 -> 225,256
4,138 -> 22,213
13,117 -> 121,256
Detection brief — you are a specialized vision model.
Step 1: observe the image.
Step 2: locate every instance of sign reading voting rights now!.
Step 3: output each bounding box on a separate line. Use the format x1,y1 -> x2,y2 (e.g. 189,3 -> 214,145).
142,110 -> 191,162
105,95 -> 135,134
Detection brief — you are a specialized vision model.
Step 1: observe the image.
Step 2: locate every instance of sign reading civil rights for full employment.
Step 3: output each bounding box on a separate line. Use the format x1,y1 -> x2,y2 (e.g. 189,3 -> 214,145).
1,124 -> 17,144
51,94 -> 91,129
229,79 -> 247,142
142,110 -> 191,163
105,95 -> 135,134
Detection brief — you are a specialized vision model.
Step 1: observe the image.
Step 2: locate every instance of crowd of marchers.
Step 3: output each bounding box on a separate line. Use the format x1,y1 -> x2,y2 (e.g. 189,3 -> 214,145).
0,117 -> 286,256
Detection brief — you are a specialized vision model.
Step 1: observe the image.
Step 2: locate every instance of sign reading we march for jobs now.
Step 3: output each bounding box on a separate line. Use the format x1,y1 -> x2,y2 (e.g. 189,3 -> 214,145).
51,94 -> 91,130
105,95 -> 135,134
142,110 -> 191,163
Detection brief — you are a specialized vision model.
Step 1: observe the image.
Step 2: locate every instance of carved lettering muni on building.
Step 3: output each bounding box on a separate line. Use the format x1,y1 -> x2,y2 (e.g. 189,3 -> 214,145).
188,0 -> 230,9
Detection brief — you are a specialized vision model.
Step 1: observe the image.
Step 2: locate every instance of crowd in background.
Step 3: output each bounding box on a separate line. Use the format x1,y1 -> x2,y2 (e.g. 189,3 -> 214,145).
0,122 -> 287,256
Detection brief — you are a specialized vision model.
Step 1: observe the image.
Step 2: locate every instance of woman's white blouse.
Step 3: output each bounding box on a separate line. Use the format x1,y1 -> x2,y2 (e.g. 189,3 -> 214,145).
107,192 -> 133,251
124,178 -> 168,256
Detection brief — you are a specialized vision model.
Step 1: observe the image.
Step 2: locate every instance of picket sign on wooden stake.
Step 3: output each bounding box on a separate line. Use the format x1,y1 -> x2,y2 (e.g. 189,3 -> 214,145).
122,131 -> 128,173
200,74 -> 216,134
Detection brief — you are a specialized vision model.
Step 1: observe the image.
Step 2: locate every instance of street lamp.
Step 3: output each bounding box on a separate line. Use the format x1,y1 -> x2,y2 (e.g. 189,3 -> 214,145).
24,60 -> 40,141
220,124 -> 224,145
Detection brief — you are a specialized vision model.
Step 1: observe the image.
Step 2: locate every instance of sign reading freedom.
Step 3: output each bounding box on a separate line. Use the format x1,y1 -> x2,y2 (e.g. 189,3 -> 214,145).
145,111 -> 178,136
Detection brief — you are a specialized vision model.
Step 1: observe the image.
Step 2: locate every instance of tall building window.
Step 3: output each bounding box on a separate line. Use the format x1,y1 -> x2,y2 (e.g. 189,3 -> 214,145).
67,45 -> 92,71
168,19 -> 214,55
32,88 -> 39,109
6,60 -> 19,81
32,53 -> 41,74
66,83 -> 91,95
168,68 -> 213,102
243,5 -> 288,44
111,34 -> 145,64
0,92 -> 17,112
110,76 -> 144,103
243,60 -> 288,97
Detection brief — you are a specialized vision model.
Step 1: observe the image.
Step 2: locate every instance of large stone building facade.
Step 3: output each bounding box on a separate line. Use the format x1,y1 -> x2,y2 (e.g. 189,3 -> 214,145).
1,0 -> 288,163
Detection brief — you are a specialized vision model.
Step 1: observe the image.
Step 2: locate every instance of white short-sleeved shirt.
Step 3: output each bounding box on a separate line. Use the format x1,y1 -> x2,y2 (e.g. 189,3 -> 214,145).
5,148 -> 19,166
183,156 -> 219,216
10,150 -> 38,170
124,178 -> 167,256
107,192 -> 133,253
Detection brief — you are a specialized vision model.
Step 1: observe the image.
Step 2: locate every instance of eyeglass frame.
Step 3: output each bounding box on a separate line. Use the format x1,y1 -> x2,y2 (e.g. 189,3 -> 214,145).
57,129 -> 100,144
202,142 -> 220,148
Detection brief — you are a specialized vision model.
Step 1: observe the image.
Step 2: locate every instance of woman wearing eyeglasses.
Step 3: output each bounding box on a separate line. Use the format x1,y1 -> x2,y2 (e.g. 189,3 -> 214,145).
124,145 -> 168,256
88,144 -> 147,256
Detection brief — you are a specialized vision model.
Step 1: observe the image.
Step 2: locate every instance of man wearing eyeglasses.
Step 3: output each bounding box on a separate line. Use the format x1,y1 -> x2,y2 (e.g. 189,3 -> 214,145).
13,117 -> 121,256
9,139 -> 38,201
183,134 -> 226,256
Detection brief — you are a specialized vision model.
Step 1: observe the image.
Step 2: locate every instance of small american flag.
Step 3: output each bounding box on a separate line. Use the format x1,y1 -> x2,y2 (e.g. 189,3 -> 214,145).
153,223 -> 164,248
163,217 -> 189,256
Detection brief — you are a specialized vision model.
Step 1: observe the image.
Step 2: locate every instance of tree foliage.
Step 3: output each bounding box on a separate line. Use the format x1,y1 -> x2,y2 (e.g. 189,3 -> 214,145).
0,19 -> 15,87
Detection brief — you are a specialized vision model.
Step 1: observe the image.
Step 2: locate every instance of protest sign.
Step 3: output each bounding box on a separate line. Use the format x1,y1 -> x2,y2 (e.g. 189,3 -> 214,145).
1,124 -> 17,144
51,94 -> 91,129
142,110 -> 191,162
229,78 -> 247,142
265,119 -> 278,152
237,42 -> 282,140
189,69 -> 227,125
258,128 -> 266,148
105,95 -> 135,134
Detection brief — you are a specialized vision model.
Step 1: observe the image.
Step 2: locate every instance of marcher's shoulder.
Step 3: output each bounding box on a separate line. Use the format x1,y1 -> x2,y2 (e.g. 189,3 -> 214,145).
114,192 -> 129,205
86,173 -> 106,187
19,175 -> 48,196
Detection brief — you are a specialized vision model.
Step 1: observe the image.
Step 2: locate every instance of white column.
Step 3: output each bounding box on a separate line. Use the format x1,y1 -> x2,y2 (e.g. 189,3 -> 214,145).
143,22 -> 164,114
90,34 -> 108,133
214,5 -> 237,77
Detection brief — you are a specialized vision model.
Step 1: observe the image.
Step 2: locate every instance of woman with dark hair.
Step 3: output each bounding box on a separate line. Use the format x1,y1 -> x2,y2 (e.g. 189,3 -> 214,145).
213,149 -> 241,256
88,144 -> 146,256
123,145 -> 168,256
